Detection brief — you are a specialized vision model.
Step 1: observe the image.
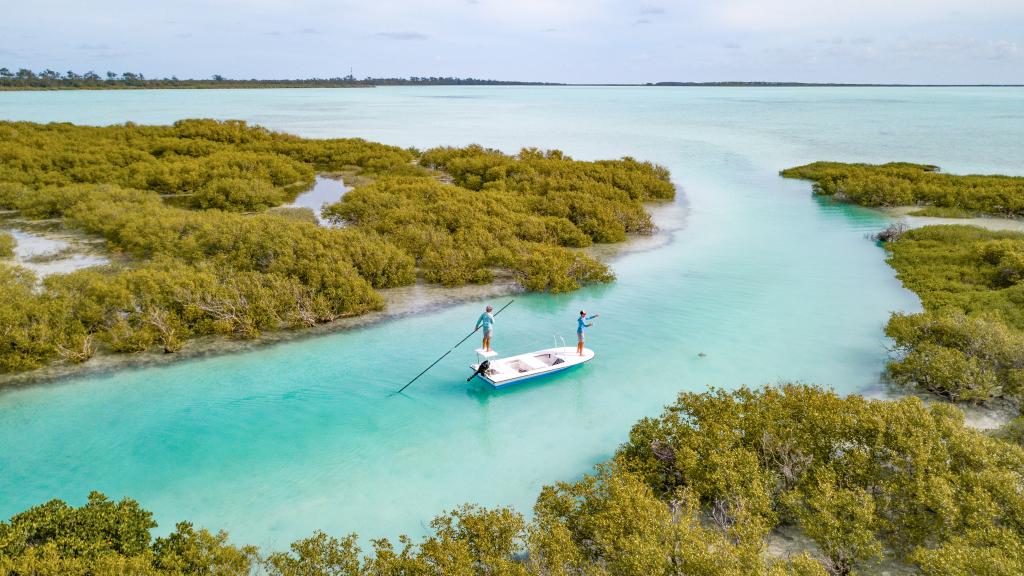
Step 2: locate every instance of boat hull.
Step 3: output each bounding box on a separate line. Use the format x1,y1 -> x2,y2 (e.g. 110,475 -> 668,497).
471,346 -> 594,388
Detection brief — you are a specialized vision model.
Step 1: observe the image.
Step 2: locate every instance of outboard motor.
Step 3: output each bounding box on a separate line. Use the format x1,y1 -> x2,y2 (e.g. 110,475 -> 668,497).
467,360 -> 490,382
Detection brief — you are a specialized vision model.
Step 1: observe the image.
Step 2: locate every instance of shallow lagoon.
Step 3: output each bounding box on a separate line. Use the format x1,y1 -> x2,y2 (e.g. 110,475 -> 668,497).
1,86 -> 1022,549
285,175 -> 349,226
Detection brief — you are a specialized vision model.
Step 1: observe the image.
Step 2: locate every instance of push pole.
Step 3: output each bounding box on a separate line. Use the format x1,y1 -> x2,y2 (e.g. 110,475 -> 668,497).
393,300 -> 514,395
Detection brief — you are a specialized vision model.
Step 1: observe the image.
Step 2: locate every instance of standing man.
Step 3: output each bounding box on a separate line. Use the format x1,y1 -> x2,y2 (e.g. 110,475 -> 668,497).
577,310 -> 598,356
476,305 -> 495,352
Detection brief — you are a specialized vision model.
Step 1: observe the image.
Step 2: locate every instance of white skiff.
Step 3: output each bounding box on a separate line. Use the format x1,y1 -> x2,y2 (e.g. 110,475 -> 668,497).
469,346 -> 595,388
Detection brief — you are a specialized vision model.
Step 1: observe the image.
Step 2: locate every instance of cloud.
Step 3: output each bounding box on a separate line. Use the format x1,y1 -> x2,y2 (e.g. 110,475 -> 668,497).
706,0 -> 1024,30
989,40 -> 1020,60
888,35 -> 1015,60
375,31 -> 429,40
262,28 -> 320,36
3,0 -> 1021,84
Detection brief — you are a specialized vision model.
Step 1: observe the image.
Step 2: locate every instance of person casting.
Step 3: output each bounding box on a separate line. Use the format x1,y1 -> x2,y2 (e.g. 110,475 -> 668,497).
576,310 -> 598,356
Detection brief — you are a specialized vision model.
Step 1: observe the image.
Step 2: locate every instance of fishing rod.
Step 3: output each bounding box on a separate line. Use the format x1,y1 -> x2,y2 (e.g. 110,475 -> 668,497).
393,299 -> 514,395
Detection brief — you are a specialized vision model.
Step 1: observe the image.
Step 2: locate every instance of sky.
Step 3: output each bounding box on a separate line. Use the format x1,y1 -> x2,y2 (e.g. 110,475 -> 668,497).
2,0 -> 1023,84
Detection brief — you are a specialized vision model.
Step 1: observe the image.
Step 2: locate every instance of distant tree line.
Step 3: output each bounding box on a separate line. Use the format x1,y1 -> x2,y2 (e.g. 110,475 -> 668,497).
0,68 -> 559,90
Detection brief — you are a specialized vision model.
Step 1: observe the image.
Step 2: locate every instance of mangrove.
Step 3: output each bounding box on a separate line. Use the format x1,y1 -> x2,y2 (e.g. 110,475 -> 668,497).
781,161 -> 1024,217
0,120 -> 674,374
883,225 -> 1024,405
0,232 -> 13,258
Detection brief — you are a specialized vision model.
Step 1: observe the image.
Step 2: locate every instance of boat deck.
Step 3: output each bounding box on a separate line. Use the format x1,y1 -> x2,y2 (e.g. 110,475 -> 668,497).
471,346 -> 594,388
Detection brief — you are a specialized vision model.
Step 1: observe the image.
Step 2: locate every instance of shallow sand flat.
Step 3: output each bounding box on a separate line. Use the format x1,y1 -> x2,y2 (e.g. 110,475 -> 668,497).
3,226 -> 110,277
882,206 -> 1024,232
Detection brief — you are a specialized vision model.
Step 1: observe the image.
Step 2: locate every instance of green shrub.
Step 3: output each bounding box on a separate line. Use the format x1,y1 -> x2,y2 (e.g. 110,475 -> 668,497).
323,147 -> 671,292
0,492 -> 255,576
880,225 -> 1024,405
0,265 -> 62,371
782,161 -> 1024,216
616,385 -> 1024,575
192,177 -> 286,211
885,310 -> 1024,403
0,231 -> 14,258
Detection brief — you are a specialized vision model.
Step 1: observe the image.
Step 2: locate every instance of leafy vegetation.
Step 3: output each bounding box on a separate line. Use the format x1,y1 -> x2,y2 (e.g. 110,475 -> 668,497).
616,385 -> 1024,576
882,225 -> 1024,405
781,162 -> 1024,217
5,385 -> 1023,575
0,231 -> 13,258
325,146 -> 673,290
0,120 -> 673,373
0,492 -> 256,575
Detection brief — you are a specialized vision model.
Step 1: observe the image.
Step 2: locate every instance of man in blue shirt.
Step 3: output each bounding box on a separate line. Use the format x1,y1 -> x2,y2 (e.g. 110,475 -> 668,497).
475,305 -> 495,352
577,310 -> 599,356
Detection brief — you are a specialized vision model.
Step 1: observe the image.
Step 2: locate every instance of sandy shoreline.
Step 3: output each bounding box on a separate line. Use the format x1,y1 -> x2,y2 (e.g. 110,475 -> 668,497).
881,206 -> 1024,232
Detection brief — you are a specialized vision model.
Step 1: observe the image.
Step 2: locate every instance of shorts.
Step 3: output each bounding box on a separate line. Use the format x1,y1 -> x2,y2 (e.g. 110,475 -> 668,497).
577,331 -> 584,342
484,329 -> 493,338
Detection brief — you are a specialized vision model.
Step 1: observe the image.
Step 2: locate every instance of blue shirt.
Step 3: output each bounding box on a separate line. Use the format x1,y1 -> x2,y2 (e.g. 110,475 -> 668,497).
577,316 -> 595,333
476,312 -> 494,331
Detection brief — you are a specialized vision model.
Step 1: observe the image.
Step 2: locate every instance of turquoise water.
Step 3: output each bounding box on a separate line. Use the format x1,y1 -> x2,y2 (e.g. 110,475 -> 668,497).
2,87 -> 1022,549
